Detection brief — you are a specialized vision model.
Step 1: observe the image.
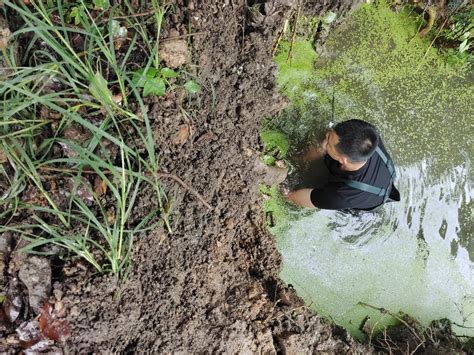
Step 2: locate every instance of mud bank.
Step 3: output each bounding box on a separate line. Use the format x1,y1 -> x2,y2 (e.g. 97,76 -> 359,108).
55,0 -> 369,352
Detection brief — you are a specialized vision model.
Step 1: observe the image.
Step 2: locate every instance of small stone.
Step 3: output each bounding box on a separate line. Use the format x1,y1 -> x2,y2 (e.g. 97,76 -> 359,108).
18,256 -> 52,314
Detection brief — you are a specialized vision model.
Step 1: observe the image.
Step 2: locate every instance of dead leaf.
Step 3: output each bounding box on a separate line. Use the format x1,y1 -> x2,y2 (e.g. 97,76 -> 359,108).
172,125 -> 190,145
39,302 -> 71,344
93,176 -> 107,197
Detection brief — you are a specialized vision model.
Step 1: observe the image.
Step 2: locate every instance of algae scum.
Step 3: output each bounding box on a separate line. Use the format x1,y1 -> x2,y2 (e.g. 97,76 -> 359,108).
268,3 -> 474,340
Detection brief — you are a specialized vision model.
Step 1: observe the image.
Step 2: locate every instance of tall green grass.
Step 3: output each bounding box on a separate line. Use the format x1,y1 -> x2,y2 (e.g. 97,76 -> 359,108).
0,0 -> 170,276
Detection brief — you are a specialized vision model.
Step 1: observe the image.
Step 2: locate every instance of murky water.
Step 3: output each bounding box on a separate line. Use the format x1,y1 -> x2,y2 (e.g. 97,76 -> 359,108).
270,3 -> 474,339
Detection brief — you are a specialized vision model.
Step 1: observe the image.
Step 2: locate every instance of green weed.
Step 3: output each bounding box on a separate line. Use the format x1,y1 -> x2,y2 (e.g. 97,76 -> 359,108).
0,0 -> 171,276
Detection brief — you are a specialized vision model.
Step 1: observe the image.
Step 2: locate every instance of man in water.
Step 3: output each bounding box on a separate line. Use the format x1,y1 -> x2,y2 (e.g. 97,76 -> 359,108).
287,119 -> 400,210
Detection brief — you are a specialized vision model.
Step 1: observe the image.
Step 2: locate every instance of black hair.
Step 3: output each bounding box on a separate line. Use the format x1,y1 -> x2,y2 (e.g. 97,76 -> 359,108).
333,119 -> 379,163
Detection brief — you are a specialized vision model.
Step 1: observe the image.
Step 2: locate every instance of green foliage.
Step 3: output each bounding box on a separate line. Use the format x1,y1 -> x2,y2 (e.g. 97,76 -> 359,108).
274,40 -> 317,102
89,72 -> 114,106
132,67 -> 181,97
0,0 -> 172,277
438,9 -> 473,68
93,0 -> 110,10
260,129 -> 290,157
132,67 -> 165,97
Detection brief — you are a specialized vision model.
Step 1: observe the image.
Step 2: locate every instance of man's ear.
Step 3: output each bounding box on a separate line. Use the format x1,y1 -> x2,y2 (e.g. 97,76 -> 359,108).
340,155 -> 350,166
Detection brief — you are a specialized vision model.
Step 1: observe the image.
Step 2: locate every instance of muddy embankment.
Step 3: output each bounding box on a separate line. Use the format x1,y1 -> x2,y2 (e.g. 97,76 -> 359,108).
1,0 -> 375,352
63,0 -> 372,352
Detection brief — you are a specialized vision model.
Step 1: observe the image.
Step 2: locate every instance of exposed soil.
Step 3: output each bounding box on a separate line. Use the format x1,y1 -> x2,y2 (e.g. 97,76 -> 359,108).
53,0 -> 370,352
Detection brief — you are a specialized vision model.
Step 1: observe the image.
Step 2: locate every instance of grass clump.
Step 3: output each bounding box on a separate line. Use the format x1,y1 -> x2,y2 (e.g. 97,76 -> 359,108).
0,0 -> 185,277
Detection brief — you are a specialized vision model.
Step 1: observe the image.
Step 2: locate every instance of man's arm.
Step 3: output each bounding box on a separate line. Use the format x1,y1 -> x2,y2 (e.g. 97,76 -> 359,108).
286,188 -> 316,208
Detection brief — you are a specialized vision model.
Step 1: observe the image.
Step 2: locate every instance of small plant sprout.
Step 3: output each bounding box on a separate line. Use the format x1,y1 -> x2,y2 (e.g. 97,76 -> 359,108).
132,66 -> 178,97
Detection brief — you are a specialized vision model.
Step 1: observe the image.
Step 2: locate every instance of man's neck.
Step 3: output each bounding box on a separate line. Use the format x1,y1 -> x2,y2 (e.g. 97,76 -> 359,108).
341,160 -> 367,172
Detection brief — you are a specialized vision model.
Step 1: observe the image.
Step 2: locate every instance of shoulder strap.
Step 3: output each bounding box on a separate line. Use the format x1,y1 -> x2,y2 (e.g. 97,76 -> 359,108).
341,146 -> 395,201
375,146 -> 395,178
342,179 -> 386,197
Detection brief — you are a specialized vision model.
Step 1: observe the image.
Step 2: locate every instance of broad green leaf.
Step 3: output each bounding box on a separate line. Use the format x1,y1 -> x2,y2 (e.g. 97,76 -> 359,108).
143,77 -> 166,97
69,7 -> 82,25
161,67 -> 178,78
94,0 -> 110,10
184,80 -> 201,95
132,68 -> 158,87
89,72 -> 113,106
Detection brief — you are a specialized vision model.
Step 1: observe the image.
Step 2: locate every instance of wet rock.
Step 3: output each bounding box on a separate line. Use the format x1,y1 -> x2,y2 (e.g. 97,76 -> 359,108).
159,38 -> 188,69
254,158 -> 288,185
18,256 -> 52,314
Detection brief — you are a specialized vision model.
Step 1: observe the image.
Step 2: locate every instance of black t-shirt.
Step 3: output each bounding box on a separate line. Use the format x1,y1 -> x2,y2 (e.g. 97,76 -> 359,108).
310,141 -> 396,210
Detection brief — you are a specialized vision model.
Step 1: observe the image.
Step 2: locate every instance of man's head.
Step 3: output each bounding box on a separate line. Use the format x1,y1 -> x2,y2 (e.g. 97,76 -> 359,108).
325,119 -> 379,166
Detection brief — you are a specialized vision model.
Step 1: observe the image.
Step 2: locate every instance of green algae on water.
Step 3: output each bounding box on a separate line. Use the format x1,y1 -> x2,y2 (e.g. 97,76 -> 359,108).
274,40 -> 317,102
268,0 -> 474,342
